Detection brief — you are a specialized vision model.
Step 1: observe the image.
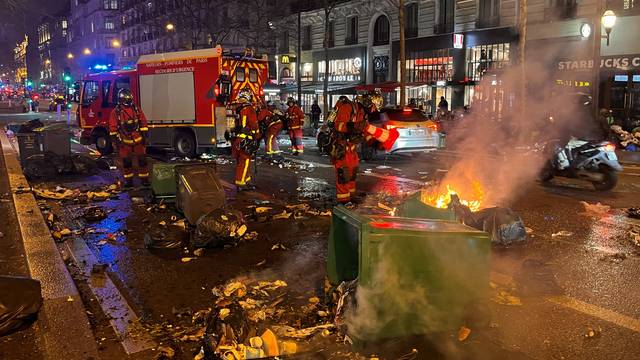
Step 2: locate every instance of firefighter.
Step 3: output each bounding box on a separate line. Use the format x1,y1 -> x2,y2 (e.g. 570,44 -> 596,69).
108,89 -> 149,188
285,97 -> 304,155
257,101 -> 283,156
232,89 -> 260,190
328,91 -> 392,204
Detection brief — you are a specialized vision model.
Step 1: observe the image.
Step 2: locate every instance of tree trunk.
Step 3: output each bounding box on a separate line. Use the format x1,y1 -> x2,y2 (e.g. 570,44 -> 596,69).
323,5 -> 330,116
399,0 -> 406,108
297,11 -> 302,105
518,0 -> 527,120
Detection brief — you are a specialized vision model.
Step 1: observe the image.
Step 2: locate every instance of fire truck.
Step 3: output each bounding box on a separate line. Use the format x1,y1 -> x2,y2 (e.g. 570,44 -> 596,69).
77,46 -> 269,157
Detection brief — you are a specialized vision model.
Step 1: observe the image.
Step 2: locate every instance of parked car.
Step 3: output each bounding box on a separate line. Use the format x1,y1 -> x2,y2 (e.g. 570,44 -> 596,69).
317,107 -> 443,160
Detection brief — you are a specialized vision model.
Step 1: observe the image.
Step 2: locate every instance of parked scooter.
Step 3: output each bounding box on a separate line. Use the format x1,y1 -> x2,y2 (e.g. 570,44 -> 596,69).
539,138 -> 623,191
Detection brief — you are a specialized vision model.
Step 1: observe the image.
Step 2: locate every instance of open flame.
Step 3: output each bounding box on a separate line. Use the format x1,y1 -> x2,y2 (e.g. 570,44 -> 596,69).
421,181 -> 485,212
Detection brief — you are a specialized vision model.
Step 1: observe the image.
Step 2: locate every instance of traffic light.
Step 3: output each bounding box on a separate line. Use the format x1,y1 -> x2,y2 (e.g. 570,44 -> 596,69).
63,67 -> 72,83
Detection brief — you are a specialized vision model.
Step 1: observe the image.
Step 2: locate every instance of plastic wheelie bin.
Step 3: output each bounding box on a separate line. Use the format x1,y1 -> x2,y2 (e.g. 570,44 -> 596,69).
326,205 -> 491,339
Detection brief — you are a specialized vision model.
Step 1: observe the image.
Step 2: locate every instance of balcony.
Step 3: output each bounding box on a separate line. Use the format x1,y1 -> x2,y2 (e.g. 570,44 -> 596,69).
434,22 -> 454,34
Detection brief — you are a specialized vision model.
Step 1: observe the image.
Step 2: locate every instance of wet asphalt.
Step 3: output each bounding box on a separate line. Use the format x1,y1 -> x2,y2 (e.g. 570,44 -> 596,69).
2,113 -> 640,359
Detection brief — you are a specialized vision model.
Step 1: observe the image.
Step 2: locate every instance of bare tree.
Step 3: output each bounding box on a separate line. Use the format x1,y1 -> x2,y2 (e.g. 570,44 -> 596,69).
398,0 -> 406,107
322,0 -> 340,116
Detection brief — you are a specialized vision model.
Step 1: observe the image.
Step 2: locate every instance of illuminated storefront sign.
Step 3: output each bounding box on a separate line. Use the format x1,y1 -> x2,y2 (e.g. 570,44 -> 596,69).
317,57 -> 362,82
557,55 -> 640,71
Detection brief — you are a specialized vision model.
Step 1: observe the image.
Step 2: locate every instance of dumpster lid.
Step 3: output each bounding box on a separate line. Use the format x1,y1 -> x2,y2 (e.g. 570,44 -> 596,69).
367,215 -> 484,233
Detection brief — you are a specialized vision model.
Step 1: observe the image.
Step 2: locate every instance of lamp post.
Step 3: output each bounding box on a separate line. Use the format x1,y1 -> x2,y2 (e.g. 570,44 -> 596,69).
592,7 -> 617,121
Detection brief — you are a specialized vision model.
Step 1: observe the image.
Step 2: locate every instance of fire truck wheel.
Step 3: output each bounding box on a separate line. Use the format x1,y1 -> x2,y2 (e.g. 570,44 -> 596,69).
95,133 -> 114,155
174,131 -> 197,158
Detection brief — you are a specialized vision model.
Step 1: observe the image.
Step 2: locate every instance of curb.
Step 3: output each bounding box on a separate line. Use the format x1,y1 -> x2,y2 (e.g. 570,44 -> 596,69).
0,131 -> 100,359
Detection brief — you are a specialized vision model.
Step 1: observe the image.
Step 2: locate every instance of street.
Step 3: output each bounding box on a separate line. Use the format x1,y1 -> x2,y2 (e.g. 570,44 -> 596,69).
0,109 -> 639,359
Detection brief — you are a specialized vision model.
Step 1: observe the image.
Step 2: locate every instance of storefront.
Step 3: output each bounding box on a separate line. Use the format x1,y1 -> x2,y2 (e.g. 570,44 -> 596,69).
392,27 -> 517,113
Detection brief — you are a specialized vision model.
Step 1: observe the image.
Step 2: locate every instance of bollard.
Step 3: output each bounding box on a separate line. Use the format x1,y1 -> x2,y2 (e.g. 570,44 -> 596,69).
56,104 -> 62,122
67,109 -> 71,126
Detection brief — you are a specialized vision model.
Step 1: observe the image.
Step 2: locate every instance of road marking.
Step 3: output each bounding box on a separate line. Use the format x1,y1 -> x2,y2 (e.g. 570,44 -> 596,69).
491,270 -> 640,333
0,131 -> 100,359
546,296 -> 640,333
64,236 -> 157,354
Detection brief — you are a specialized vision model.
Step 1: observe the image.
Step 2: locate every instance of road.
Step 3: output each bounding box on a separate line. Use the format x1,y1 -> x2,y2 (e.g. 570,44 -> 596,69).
1,110 -> 640,359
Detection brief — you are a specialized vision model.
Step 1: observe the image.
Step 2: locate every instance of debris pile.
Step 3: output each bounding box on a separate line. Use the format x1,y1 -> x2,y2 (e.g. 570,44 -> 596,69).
263,156 -> 315,173
246,202 -> 331,223
610,125 -> 640,149
192,208 -> 248,248
32,183 -> 120,202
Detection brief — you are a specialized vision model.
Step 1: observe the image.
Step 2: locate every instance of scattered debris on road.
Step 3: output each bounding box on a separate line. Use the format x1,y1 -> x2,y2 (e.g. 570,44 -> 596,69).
551,230 -> 573,238
458,326 -> 471,342
580,201 -> 611,217
627,207 -> 640,220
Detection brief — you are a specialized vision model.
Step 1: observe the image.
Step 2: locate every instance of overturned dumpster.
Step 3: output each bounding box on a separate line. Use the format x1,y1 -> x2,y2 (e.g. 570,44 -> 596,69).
327,205 -> 491,341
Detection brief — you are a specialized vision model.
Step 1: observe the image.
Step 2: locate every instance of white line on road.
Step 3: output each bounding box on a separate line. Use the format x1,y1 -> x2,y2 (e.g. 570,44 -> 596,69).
546,296 -> 640,333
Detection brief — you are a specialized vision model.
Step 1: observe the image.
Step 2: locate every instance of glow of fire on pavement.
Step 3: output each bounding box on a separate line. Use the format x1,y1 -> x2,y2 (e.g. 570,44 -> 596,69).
422,180 -> 485,212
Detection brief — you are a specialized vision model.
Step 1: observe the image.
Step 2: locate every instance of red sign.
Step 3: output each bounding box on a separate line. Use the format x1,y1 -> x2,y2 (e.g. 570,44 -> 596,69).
453,34 -> 464,49
415,57 -> 453,66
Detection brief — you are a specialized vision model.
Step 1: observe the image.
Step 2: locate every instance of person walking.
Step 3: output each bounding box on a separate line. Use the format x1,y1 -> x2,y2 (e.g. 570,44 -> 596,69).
285,97 -> 305,155
311,100 -> 322,129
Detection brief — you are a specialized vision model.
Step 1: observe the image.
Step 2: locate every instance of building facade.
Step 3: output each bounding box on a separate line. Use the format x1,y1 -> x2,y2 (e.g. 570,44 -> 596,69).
66,0 -> 121,77
13,36 -> 28,83
37,6 -> 71,85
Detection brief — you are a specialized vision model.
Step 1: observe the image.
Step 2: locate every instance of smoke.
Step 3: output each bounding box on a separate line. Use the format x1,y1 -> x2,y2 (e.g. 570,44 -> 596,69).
432,58 -> 598,207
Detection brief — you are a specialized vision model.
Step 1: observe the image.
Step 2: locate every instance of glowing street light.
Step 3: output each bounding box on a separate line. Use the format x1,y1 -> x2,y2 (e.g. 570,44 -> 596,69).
601,10 -> 616,46
44,59 -> 51,65
165,23 -> 175,31
83,48 -> 92,55
67,53 -> 74,59
112,39 -> 121,48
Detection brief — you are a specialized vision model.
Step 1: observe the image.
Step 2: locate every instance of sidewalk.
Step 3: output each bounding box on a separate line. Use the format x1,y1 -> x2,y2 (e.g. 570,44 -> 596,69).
0,131 -> 99,360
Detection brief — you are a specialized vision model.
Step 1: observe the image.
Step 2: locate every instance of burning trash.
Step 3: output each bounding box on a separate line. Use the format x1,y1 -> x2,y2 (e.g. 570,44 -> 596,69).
421,181 -> 485,212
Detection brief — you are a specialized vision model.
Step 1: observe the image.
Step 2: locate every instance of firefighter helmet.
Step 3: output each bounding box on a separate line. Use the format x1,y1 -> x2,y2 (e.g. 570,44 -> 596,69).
117,89 -> 134,107
237,88 -> 253,104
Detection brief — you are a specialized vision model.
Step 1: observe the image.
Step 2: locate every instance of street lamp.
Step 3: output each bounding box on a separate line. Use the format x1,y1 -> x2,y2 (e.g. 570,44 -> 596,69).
83,48 -> 92,55
112,39 -> 121,48
166,23 -> 175,31
601,10 -> 616,46
44,59 -> 51,65
67,53 -> 74,59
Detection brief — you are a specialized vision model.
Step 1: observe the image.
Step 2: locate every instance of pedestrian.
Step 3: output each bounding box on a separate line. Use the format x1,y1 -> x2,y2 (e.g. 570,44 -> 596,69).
311,100 -> 322,129
257,101 -> 283,156
286,97 -> 304,155
108,89 -> 149,188
232,89 -> 259,191
438,96 -> 448,112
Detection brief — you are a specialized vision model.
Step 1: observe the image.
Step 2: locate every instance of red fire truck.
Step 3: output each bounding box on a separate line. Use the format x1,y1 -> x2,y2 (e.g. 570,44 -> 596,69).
77,47 -> 269,157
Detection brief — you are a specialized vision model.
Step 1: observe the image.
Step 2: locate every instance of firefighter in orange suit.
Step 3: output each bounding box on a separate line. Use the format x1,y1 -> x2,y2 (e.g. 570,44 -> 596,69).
257,101 -> 283,156
108,89 -> 149,188
285,97 -> 304,155
232,89 -> 260,190
328,91 -> 396,204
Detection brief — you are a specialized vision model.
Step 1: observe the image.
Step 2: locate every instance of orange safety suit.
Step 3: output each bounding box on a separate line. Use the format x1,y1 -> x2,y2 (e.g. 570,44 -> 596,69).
108,106 -> 149,183
232,104 -> 259,186
286,104 -> 305,154
331,100 -> 367,203
258,107 -> 283,155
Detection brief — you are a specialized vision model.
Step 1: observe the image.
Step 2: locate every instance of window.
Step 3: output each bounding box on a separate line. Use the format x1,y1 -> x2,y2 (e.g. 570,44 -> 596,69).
401,49 -> 454,84
302,25 -> 312,50
325,21 -> 335,48
61,20 -> 68,29
317,58 -> 363,82
105,18 -> 115,30
436,0 -> 454,33
301,63 -> 313,82
112,78 -> 130,104
249,68 -> 258,83
91,21 -> 95,33
82,81 -> 99,104
545,0 -> 577,20
101,80 -> 111,107
466,43 -> 510,81
235,68 -> 245,82
604,0 -> 638,13
103,0 -> 118,9
373,15 -> 390,46
405,3 -> 419,38
346,16 -> 358,45
478,0 -> 500,28
280,30 -> 289,52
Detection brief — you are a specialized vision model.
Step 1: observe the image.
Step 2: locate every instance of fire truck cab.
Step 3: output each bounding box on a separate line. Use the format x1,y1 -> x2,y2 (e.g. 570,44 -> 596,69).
78,46 -> 269,157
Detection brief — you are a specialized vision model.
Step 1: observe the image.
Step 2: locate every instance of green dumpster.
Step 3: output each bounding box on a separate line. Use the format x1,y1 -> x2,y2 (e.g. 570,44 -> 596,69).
151,162 -> 181,199
395,191 -> 456,220
327,206 -> 490,339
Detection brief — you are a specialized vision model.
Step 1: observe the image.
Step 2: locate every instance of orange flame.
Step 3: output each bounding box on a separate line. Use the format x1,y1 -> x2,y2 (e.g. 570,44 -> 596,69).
421,181 -> 485,212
